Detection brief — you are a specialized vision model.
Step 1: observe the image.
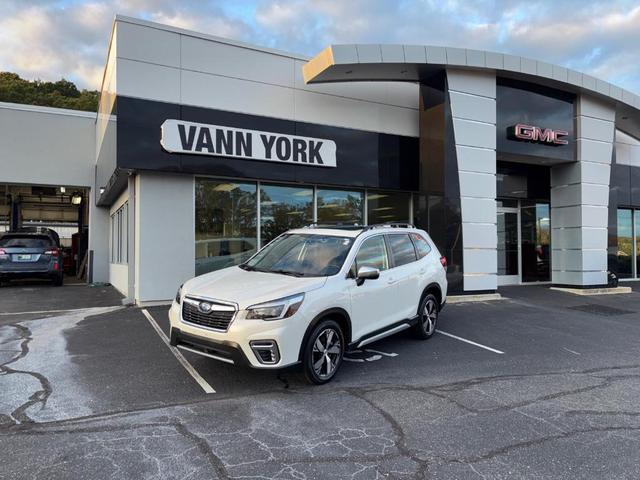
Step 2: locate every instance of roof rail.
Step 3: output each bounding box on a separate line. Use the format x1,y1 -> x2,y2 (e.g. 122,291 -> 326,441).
363,223 -> 415,230
304,223 -> 365,230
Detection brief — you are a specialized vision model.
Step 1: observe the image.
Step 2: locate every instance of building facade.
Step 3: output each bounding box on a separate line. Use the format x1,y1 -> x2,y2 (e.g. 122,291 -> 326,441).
3,15 -> 640,303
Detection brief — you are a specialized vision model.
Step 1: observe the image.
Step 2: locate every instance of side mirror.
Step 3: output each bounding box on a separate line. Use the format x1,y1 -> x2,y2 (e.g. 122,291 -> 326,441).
356,266 -> 380,286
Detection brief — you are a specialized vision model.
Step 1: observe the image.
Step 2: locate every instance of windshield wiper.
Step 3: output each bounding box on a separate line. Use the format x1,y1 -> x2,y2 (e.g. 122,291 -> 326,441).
269,269 -> 305,277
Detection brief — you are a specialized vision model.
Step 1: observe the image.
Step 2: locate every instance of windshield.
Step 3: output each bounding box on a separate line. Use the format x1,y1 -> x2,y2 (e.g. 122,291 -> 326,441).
0,235 -> 53,249
241,233 -> 354,277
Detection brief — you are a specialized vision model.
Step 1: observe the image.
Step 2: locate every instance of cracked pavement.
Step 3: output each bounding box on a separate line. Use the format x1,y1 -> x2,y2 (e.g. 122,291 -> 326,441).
1,282 -> 640,479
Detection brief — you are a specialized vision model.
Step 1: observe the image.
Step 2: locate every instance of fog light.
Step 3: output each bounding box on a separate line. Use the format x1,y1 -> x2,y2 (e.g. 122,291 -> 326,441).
250,340 -> 280,364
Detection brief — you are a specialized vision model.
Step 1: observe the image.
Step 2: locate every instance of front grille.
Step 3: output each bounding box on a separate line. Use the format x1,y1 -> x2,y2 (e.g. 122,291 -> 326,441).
182,300 -> 235,331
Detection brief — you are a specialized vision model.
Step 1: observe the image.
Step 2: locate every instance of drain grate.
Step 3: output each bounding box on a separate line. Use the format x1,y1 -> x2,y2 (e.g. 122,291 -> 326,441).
567,304 -> 636,317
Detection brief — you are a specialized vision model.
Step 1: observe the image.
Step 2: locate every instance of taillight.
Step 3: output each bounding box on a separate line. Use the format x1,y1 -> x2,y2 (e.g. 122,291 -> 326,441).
44,248 -> 60,256
440,256 -> 447,268
0,249 -> 6,256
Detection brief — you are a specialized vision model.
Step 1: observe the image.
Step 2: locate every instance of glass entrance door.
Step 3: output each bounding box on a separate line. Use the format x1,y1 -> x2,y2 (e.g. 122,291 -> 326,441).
497,206 -> 520,285
497,200 -> 551,285
520,203 -> 551,282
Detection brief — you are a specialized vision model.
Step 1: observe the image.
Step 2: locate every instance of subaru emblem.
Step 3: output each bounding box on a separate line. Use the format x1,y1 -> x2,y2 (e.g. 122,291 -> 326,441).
198,302 -> 212,313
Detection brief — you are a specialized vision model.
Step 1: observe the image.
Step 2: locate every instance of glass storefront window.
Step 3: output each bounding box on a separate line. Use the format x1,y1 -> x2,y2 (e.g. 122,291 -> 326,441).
617,209 -> 633,278
636,211 -> 640,278
520,203 -> 550,282
260,185 -> 313,245
316,189 -> 363,225
367,191 -> 410,225
195,180 -> 257,276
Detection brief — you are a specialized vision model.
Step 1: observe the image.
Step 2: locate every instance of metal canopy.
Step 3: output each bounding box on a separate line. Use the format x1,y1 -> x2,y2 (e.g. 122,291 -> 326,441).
303,44 -> 640,140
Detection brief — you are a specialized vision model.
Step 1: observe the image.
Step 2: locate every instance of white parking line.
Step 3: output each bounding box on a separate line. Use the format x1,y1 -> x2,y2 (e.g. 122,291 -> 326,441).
141,309 -> 215,394
0,307 -> 98,316
436,329 -> 505,354
563,347 -> 581,355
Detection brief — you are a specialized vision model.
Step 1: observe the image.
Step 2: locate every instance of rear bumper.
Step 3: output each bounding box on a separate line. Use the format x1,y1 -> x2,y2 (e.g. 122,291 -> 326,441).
0,270 -> 59,278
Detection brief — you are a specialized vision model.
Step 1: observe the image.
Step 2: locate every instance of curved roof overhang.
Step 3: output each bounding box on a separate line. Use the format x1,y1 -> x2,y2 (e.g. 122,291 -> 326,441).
303,45 -> 640,139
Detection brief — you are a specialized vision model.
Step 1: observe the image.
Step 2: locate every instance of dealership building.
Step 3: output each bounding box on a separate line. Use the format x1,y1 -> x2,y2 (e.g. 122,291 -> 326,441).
2,15 -> 640,303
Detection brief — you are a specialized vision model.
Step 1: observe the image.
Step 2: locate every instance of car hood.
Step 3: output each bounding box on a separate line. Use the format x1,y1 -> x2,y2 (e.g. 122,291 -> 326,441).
183,266 -> 327,309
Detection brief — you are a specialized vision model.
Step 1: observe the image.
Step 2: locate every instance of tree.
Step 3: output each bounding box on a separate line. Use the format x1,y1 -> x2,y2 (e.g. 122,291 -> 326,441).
0,72 -> 98,112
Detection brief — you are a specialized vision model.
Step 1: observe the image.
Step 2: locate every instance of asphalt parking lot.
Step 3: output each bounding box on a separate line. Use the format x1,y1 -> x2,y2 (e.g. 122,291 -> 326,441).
1,281 -> 640,479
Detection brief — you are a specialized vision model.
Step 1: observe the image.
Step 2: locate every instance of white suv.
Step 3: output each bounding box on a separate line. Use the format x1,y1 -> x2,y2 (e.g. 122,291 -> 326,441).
169,224 -> 447,384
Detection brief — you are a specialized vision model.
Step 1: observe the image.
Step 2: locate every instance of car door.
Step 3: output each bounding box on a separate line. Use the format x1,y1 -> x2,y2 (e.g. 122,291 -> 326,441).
348,235 -> 400,340
385,234 -> 420,320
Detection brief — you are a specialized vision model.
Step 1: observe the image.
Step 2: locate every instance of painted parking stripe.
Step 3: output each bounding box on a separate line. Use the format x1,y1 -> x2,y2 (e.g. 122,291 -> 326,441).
141,309 -> 215,394
436,329 -> 505,354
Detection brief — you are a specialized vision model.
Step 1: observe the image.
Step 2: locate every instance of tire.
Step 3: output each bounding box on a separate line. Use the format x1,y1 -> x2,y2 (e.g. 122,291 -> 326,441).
302,319 -> 345,385
413,293 -> 439,339
52,274 -> 64,287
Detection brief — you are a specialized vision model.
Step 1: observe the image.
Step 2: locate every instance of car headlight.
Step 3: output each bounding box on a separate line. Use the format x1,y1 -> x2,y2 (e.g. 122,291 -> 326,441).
246,293 -> 305,321
175,285 -> 183,304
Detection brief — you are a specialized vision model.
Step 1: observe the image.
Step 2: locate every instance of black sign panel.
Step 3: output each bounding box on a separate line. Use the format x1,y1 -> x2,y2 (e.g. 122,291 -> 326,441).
496,78 -> 575,163
115,96 -> 419,191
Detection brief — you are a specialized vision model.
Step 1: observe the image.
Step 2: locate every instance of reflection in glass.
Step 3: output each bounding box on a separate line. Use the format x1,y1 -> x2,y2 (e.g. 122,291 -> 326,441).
316,189 -> 363,225
636,211 -> 640,278
195,180 -> 257,276
367,191 -> 410,225
497,211 -> 518,276
617,209 -> 633,278
521,203 -> 550,282
260,185 -> 313,245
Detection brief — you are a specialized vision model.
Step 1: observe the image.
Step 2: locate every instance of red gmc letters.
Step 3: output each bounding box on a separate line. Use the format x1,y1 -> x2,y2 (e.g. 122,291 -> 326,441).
510,124 -> 569,146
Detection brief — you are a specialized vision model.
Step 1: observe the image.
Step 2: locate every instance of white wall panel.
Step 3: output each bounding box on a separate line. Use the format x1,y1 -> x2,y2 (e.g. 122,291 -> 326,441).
0,104 -> 95,187
117,21 -> 180,68
447,70 -> 496,98
452,119 -> 496,149
459,172 -> 496,198
448,91 -> 496,124
463,249 -> 498,274
181,70 -> 295,120
181,36 -> 294,88
462,223 -> 497,249
135,173 -> 195,302
463,274 -> 497,290
117,59 -> 180,104
456,146 -> 496,174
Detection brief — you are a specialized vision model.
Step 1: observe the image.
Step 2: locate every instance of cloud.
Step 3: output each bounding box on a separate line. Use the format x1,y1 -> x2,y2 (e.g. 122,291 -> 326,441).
0,0 -> 638,95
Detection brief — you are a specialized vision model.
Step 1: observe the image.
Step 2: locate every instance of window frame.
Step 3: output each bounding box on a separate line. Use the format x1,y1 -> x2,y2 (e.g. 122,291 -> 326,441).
409,232 -> 432,259
385,233 -> 418,268
350,234 -> 390,277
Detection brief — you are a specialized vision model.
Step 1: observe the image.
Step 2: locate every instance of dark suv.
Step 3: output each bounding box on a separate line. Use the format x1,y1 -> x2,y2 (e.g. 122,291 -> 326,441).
0,231 -> 64,286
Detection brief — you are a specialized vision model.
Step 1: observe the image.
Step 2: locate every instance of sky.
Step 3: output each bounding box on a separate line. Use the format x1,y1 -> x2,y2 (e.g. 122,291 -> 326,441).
1,0 -> 639,93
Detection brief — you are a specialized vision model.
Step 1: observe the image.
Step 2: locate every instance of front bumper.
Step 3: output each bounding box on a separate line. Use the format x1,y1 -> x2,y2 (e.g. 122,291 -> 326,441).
170,328 -> 252,366
168,300 -> 304,369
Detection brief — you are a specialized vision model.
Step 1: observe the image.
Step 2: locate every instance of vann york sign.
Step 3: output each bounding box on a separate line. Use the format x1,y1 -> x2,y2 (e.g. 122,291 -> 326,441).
160,120 -> 337,168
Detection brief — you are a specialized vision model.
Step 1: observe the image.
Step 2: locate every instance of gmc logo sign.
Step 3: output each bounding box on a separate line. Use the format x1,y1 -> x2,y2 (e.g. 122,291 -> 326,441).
508,124 -> 569,146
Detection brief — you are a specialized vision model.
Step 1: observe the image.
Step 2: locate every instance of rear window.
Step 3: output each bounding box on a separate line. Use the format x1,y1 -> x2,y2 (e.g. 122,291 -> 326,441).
0,235 -> 54,249
387,234 -> 417,267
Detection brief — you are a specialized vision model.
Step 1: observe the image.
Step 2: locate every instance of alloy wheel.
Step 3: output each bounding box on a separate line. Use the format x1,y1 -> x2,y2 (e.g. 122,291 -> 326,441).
423,298 -> 437,335
312,328 -> 342,379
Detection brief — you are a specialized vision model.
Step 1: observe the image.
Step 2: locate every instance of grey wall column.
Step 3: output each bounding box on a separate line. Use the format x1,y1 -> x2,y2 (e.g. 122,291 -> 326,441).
446,69 -> 498,291
550,95 -> 615,286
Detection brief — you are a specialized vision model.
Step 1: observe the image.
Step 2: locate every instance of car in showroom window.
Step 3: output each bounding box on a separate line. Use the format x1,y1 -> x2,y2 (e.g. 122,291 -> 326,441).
169,225 -> 447,384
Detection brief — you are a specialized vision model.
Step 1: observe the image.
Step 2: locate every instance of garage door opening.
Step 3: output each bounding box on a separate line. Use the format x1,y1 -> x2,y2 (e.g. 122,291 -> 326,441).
1,183 -> 90,284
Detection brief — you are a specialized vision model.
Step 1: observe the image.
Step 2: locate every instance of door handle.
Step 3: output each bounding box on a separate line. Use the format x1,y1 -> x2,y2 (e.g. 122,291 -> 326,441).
387,277 -> 397,285
419,268 -> 426,274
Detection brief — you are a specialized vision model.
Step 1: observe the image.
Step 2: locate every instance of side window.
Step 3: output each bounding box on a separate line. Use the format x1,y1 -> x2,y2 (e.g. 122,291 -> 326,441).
410,233 -> 432,259
387,234 -> 417,267
355,236 -> 389,272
